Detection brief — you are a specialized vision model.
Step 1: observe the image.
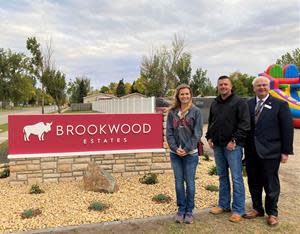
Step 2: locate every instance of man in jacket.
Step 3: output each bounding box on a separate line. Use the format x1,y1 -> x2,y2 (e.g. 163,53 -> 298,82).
206,76 -> 250,222
243,76 -> 294,226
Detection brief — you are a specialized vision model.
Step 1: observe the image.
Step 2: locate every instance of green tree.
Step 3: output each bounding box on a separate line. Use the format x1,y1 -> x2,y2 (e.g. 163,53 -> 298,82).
124,82 -> 132,95
67,77 -> 90,103
190,68 -> 216,96
100,86 -> 110,93
0,49 -> 35,107
26,37 -> 43,79
131,81 -> 138,93
141,35 -> 191,96
141,53 -> 165,96
276,48 -> 300,70
116,79 -> 126,97
108,82 -> 118,95
26,37 -> 46,112
29,88 -> 53,106
175,53 -> 192,85
42,68 -> 66,113
27,37 -> 67,112
229,72 -> 255,97
131,77 -> 146,94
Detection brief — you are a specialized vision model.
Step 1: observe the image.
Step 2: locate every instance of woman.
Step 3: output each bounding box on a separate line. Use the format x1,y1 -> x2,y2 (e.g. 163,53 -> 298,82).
166,84 -> 203,224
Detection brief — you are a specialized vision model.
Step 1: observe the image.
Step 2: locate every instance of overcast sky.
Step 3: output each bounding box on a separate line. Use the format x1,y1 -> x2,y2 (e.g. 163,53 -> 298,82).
1,0 -> 299,88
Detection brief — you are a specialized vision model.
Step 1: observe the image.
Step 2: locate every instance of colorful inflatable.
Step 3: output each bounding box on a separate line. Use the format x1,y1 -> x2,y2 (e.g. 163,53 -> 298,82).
259,64 -> 300,128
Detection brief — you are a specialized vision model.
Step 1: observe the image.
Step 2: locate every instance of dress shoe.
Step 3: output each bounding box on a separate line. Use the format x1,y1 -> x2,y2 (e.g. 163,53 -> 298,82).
229,213 -> 242,222
267,215 -> 279,226
243,210 -> 264,219
210,207 -> 231,215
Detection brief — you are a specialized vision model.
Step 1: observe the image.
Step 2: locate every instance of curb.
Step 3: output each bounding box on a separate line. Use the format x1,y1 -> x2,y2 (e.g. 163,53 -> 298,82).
11,208 -> 212,234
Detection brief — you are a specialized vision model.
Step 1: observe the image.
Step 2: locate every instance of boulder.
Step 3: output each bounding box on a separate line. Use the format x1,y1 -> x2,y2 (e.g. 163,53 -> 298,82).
83,162 -> 118,193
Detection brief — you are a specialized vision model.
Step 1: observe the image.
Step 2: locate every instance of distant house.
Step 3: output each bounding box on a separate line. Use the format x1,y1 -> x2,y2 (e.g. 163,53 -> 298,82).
120,93 -> 147,99
83,93 -> 117,103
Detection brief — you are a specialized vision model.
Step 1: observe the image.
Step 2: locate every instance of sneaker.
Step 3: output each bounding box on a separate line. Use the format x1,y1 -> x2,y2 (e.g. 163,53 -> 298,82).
184,214 -> 193,224
175,213 -> 184,224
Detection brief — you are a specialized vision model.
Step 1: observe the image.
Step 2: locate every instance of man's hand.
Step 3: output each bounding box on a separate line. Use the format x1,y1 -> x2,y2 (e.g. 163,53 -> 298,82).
281,154 -> 289,163
226,141 -> 236,151
208,139 -> 214,149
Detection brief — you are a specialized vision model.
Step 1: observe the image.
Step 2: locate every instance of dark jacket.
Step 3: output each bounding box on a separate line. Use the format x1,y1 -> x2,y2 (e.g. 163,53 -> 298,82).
166,105 -> 203,154
244,95 -> 294,159
206,93 -> 250,147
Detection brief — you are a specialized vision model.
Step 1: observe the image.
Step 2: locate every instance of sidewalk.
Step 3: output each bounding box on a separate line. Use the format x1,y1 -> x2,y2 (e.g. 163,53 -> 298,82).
12,129 -> 300,234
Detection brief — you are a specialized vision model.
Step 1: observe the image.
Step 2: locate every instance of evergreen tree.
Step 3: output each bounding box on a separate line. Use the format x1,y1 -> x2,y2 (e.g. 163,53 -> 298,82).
116,79 -> 126,97
190,68 -> 216,96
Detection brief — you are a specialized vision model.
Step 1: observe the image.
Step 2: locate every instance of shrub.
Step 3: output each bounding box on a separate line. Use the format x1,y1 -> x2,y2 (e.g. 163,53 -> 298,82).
152,194 -> 172,203
139,173 -> 158,184
0,140 -> 8,163
21,208 -> 42,219
88,201 -> 108,211
208,165 -> 217,176
0,168 -> 10,178
202,151 -> 210,161
205,184 -> 219,192
29,183 -> 44,194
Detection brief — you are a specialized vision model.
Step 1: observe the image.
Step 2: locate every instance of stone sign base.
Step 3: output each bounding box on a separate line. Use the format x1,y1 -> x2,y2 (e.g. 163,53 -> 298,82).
9,151 -> 171,185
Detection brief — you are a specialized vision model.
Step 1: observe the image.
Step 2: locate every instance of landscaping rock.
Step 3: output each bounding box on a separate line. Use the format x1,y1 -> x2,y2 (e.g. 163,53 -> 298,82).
83,161 -> 118,193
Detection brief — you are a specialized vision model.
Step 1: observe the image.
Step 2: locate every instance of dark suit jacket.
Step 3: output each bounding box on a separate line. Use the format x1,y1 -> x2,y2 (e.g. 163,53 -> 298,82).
245,95 -> 294,159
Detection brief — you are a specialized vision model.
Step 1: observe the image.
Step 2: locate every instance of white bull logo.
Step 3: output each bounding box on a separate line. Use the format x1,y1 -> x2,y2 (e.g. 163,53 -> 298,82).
23,122 -> 53,141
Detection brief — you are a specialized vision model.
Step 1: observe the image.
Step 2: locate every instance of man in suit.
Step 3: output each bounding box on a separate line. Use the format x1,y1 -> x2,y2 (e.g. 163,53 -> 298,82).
244,76 -> 294,226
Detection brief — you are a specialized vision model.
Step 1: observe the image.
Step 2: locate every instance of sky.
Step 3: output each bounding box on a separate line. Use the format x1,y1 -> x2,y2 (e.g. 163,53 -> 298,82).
0,0 -> 299,89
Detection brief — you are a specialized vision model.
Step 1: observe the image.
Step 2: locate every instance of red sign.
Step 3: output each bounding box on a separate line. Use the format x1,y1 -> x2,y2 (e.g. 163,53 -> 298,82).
8,114 -> 163,155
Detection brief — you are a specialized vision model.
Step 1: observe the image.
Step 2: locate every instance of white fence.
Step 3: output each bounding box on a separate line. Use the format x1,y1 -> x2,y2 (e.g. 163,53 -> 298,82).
92,97 -> 155,113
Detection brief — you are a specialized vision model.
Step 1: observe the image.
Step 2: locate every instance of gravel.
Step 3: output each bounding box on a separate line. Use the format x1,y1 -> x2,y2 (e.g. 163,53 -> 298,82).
0,159 -> 223,233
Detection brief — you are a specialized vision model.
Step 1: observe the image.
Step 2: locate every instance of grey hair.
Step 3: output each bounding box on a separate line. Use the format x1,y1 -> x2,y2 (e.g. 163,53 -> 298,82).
252,76 -> 270,86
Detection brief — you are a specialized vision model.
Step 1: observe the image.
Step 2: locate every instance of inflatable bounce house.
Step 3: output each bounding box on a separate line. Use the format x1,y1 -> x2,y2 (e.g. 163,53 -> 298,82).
259,64 -> 300,128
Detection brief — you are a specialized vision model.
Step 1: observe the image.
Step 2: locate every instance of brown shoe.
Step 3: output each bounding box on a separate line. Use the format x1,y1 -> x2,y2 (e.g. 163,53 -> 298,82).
267,215 -> 279,226
210,207 -> 230,215
229,213 -> 242,222
243,210 -> 264,219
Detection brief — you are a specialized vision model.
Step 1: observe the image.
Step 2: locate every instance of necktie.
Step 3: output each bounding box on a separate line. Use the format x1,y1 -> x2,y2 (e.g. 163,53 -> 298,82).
255,99 -> 264,123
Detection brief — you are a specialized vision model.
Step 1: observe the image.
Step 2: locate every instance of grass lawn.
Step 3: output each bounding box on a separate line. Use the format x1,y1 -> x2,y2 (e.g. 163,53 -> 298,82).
0,123 -> 8,133
63,109 -> 99,114
0,140 -> 8,163
0,106 -> 32,112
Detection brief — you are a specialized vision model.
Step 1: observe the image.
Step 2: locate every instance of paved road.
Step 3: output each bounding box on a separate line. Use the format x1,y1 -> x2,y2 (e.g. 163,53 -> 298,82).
0,106 -> 58,145
0,106 -> 57,125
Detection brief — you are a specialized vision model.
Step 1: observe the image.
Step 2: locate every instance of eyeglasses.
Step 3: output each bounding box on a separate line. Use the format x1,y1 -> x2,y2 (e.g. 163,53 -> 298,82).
255,83 -> 269,87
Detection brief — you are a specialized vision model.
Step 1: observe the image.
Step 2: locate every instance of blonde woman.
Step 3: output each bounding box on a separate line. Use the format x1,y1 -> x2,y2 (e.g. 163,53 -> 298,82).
166,84 -> 203,224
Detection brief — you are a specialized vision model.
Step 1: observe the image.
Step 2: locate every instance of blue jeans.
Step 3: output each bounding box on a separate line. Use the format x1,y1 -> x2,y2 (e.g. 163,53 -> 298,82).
213,145 -> 245,215
170,152 -> 199,215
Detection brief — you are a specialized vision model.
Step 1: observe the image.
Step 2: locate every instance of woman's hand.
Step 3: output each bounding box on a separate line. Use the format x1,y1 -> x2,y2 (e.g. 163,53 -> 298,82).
208,139 -> 214,149
176,148 -> 187,157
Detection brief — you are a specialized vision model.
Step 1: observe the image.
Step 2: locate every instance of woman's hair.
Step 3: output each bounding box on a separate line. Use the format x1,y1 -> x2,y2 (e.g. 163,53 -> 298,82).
172,84 -> 193,110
